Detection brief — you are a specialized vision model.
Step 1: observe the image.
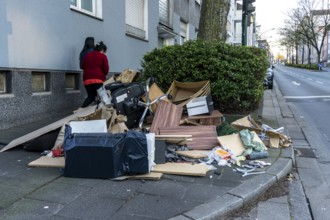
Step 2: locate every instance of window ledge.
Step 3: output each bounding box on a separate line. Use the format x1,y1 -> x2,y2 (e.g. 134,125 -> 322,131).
32,92 -> 51,96
0,94 -> 14,98
70,7 -> 103,21
125,32 -> 148,42
66,90 -> 81,94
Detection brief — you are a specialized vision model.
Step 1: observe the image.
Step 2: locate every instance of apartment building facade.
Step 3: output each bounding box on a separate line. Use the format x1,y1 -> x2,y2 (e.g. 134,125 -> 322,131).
0,0 -> 201,130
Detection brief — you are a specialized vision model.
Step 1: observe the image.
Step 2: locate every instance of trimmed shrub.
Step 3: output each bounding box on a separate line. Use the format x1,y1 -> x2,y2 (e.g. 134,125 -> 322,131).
140,40 -> 268,114
285,63 -> 318,70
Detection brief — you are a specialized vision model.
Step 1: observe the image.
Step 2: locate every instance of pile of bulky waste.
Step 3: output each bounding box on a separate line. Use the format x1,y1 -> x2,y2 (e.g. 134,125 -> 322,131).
2,69 -> 292,180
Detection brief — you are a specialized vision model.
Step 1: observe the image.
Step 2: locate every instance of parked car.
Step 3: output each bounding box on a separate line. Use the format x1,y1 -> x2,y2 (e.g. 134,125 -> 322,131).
264,66 -> 274,89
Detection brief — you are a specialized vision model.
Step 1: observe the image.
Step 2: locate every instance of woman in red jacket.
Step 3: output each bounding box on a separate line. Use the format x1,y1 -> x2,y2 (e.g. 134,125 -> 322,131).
81,41 -> 109,108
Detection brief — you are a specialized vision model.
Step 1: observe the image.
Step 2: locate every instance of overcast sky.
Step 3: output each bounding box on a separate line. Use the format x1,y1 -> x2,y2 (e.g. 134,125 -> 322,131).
255,0 -> 298,54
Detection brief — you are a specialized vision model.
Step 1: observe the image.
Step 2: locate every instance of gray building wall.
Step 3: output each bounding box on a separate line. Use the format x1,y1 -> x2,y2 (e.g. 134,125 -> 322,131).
0,0 -> 201,130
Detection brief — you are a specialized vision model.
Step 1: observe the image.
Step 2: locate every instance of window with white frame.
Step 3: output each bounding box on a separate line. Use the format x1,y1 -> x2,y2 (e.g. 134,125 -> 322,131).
180,21 -> 188,45
125,0 -> 148,40
159,0 -> 169,25
70,0 -> 103,19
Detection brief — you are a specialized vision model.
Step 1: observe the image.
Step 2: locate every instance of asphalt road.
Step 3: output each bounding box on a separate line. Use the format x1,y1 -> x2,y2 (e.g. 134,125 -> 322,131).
274,64 -> 330,219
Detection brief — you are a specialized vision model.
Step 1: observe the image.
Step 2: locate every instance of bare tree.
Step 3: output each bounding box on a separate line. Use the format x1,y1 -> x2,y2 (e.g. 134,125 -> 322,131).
293,0 -> 330,63
198,0 -> 231,41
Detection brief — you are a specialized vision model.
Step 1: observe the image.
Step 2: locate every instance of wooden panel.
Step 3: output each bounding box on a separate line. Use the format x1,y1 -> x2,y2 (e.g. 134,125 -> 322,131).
159,126 -> 219,150
149,100 -> 183,134
152,162 -> 208,176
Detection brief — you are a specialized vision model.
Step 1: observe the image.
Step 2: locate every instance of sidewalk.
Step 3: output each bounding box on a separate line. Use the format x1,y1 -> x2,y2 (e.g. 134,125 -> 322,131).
0,87 -> 294,219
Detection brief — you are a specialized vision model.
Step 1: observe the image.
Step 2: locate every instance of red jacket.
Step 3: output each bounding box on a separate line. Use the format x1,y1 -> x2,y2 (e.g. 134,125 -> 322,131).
81,51 -> 109,85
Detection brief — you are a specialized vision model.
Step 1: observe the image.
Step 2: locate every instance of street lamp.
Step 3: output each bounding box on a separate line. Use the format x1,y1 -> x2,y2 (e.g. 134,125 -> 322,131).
257,28 -> 275,40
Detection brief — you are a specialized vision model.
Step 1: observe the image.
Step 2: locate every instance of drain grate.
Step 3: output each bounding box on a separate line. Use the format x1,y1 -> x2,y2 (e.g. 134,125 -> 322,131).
294,148 -> 317,158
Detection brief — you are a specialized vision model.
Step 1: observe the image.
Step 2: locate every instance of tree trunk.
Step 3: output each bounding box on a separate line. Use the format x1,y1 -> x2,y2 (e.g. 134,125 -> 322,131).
308,45 -> 311,64
295,44 -> 299,64
301,46 -> 305,64
198,0 -> 230,42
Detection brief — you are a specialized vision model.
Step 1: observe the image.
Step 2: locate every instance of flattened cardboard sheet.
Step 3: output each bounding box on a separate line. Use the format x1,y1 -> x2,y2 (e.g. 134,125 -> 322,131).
28,156 -> 65,168
0,106 -> 97,153
217,133 -> 245,156
152,162 -> 208,176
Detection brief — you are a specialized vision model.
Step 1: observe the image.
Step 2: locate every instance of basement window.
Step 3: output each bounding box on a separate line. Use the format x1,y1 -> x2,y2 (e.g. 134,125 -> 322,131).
0,71 -> 12,94
65,72 -> 80,91
32,72 -> 50,93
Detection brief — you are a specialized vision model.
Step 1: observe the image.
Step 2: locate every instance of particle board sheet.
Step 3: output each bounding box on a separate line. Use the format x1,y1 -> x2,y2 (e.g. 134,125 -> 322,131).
149,100 -> 183,134
155,135 -> 192,145
113,172 -> 163,180
176,150 -> 210,159
181,110 -> 223,126
28,156 -> 65,168
152,162 -> 208,176
158,126 -> 219,150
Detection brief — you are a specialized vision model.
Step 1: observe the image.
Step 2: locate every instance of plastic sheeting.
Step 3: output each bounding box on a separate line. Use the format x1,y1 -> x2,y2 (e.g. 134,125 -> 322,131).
63,125 -> 151,179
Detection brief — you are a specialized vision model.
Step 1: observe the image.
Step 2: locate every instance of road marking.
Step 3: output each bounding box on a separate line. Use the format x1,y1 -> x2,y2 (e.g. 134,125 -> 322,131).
307,78 -> 313,80
316,81 -> 323,84
292,81 -> 301,86
284,95 -> 330,99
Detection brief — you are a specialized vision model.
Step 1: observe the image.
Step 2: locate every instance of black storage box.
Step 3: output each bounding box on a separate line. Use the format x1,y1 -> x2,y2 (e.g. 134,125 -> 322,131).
63,125 -> 149,179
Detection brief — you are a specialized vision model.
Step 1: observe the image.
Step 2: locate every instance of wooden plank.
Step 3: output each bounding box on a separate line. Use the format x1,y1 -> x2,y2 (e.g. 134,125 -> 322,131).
0,106 -> 97,153
28,156 -> 65,168
159,126 -> 219,150
149,100 -> 183,134
176,150 -> 210,159
152,163 -> 208,176
113,172 -> 163,180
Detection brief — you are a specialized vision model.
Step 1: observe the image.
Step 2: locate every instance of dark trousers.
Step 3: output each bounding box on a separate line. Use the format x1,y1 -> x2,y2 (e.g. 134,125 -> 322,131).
81,83 -> 103,108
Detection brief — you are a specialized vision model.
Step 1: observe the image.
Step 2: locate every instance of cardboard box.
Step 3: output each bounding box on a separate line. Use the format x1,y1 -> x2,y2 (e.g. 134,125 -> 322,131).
186,95 -> 214,116
167,80 -> 210,106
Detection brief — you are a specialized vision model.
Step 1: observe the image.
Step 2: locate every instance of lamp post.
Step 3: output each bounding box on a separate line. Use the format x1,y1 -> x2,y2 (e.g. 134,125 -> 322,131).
257,28 -> 275,40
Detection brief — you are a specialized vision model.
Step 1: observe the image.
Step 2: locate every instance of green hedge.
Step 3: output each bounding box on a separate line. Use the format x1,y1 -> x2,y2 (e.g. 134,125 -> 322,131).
140,40 -> 268,114
285,63 -> 318,70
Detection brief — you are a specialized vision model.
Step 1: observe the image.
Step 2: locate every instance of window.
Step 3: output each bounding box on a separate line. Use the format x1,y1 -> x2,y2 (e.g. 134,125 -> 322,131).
180,21 -> 188,44
159,0 -> 169,25
70,0 -> 103,19
125,0 -> 148,40
32,72 -> 50,93
65,73 -> 79,91
0,71 -> 11,94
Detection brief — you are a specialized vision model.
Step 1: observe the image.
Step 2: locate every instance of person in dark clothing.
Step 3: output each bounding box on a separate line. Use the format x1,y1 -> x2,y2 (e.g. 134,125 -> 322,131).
81,41 -> 109,108
79,37 -> 95,69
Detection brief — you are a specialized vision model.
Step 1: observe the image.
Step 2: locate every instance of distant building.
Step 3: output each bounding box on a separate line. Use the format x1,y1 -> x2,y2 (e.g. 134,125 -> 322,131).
0,0 -> 201,129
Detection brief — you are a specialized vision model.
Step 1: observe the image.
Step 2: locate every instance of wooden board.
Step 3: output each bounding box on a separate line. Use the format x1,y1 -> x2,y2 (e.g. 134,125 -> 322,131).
159,126 -> 219,150
152,163 -> 208,176
149,100 -> 183,134
0,106 -> 97,153
155,134 -> 192,145
113,172 -> 163,180
176,150 -> 210,158
28,156 -> 65,168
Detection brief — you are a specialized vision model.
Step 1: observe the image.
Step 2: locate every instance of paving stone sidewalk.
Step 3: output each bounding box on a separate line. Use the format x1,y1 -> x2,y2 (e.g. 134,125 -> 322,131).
0,87 -> 293,220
